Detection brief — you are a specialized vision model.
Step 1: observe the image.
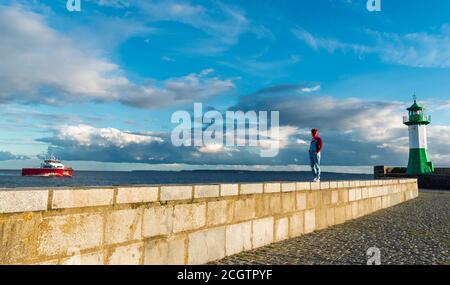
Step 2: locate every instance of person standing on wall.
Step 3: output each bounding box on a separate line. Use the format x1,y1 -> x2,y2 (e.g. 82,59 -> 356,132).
309,128 -> 323,182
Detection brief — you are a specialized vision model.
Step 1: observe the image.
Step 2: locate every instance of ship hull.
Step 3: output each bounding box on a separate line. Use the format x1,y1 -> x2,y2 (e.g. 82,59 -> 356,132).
21,168 -> 73,177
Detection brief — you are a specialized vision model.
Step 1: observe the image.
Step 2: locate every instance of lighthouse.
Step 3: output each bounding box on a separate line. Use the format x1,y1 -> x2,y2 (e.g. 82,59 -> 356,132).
403,97 -> 434,174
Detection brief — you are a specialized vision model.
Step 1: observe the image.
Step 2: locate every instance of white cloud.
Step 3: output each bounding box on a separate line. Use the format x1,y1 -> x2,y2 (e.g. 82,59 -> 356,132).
56,124 -> 163,148
120,69 -> 236,108
0,5 -> 129,104
428,125 -> 450,165
197,144 -> 239,154
0,5 -> 235,108
292,27 -> 373,54
293,25 -> 450,68
372,25 -> 450,68
301,85 -> 321,93
137,0 -> 249,46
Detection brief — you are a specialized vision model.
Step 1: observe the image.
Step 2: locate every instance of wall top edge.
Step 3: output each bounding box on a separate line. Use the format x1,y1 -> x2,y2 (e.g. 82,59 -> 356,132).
0,178 -> 417,192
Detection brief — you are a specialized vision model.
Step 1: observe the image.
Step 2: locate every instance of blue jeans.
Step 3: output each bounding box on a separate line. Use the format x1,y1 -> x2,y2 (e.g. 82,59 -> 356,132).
309,151 -> 321,179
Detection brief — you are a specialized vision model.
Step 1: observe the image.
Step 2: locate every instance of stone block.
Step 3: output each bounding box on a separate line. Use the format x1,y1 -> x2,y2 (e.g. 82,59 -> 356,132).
220,184 -> 238,196
240,183 -> 263,195
289,212 -> 304,237
339,190 -> 348,203
207,200 -> 233,226
281,192 -> 296,213
295,192 -> 307,210
316,191 -> 325,208
143,205 -> 173,238
255,195 -> 270,217
225,221 -> 252,256
281,182 -> 296,192
315,208 -> 327,230
188,227 -> 225,264
0,190 -> 48,213
296,182 -> 311,191
0,212 -> 42,264
173,203 -> 206,233
252,217 -> 274,248
381,196 -> 389,208
334,206 -> 346,225
274,217 -> 289,242
331,191 -> 339,204
362,188 -> 370,199
345,204 -> 353,220
306,192 -> 317,209
255,194 -> 282,217
107,243 -> 143,265
105,208 -> 142,245
144,236 -> 186,265
326,207 -> 335,226
264,183 -> 281,193
268,194 -> 282,215
160,185 -> 192,201
358,200 -> 369,216
405,189 -> 413,200
52,188 -> 113,209
348,188 -> 356,201
304,209 -> 316,233
116,187 -> 158,204
329,181 -> 338,189
320,182 -> 330,190
310,182 -> 320,190
233,197 -> 256,222
194,185 -> 220,199
322,191 -> 332,205
37,213 -> 103,257
355,188 -> 362,200
351,202 -> 359,218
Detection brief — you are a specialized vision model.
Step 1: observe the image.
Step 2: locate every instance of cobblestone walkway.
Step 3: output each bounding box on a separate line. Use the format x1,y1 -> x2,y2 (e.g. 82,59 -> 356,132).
212,190 -> 449,265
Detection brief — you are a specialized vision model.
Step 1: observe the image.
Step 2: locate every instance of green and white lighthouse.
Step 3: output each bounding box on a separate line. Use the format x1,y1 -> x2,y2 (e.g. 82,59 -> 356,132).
403,97 -> 434,174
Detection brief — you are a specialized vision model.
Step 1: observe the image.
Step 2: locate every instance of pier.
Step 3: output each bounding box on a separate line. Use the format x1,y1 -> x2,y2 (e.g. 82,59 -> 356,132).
0,179 -> 418,265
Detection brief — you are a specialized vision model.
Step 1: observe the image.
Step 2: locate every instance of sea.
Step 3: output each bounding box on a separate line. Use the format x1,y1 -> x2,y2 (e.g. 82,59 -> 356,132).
0,169 -> 373,188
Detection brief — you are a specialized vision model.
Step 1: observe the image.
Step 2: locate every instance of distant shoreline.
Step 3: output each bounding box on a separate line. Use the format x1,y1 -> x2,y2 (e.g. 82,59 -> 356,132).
0,168 -> 374,174
0,169 -> 373,189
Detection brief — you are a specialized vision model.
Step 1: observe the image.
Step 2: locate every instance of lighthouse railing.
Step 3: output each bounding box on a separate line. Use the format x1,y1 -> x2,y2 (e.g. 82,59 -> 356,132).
403,114 -> 431,124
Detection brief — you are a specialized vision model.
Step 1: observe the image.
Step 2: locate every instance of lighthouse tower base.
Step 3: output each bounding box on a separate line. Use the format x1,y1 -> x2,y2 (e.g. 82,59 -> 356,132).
407,148 -> 434,175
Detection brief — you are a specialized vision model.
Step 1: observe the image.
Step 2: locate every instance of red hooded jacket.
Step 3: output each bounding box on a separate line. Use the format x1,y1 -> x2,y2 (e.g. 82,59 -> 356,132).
311,130 -> 323,153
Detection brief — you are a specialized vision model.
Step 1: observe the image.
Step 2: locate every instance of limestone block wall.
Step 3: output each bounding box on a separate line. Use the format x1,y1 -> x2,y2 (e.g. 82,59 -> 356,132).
0,179 -> 418,265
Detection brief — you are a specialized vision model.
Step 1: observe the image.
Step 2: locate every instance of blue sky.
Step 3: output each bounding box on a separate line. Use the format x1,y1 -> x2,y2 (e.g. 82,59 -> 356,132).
0,0 -> 449,171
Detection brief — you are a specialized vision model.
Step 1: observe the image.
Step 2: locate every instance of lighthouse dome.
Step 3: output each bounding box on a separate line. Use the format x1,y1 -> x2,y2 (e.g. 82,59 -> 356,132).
407,100 -> 423,111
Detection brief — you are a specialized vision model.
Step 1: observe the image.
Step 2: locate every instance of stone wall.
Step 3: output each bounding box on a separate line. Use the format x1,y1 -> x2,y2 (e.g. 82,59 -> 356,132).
0,179 -> 418,265
374,166 -> 450,190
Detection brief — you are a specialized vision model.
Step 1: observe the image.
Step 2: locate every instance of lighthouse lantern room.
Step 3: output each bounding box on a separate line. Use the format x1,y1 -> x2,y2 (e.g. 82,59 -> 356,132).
403,96 -> 434,174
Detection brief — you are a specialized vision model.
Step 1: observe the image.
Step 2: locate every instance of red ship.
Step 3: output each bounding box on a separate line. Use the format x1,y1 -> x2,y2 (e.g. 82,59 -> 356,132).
22,157 -> 73,177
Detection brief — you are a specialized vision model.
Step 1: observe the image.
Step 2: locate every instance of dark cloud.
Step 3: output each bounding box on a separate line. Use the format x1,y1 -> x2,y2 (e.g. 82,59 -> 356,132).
0,151 -> 29,161
35,84 -> 449,166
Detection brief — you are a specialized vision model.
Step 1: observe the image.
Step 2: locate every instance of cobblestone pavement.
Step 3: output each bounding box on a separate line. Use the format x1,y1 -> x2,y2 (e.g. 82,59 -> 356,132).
212,190 -> 450,265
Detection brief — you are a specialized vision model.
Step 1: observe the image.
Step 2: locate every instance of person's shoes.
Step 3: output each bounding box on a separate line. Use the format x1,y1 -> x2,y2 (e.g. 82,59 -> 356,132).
313,177 -> 319,182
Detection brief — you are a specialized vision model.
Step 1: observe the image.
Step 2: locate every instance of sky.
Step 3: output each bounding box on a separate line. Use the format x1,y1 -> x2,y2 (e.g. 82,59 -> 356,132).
0,0 -> 449,171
